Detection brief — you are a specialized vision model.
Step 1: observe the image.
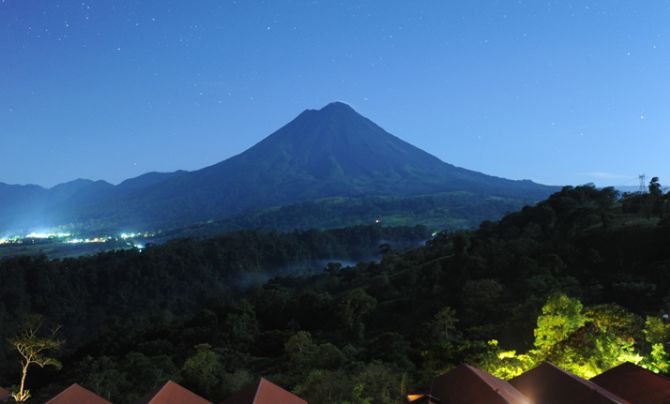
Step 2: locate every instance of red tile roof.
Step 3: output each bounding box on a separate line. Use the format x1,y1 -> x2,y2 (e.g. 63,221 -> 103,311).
510,362 -> 629,404
591,362 -> 670,404
428,364 -> 530,404
46,383 -> 112,404
222,378 -> 307,404
135,380 -> 211,404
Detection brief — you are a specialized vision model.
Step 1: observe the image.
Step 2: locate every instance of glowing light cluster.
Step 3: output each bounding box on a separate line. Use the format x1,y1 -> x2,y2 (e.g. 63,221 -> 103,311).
66,237 -> 111,244
120,232 -> 152,239
25,232 -> 72,239
0,227 -> 157,252
0,235 -> 22,245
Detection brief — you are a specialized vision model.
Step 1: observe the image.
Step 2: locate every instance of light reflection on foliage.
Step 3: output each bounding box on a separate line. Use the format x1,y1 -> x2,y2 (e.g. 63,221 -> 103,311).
478,294 -> 670,379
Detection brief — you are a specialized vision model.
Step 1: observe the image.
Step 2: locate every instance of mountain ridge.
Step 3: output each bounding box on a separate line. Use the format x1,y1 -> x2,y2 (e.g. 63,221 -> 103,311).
0,102 -> 558,233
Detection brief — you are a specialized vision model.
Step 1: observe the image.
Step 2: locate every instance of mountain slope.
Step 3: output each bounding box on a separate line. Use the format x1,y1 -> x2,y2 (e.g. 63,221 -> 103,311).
0,102 -> 558,232
182,102 -> 550,200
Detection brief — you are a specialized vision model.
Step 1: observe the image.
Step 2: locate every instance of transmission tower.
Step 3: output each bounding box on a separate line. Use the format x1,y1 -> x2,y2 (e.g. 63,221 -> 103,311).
639,174 -> 646,193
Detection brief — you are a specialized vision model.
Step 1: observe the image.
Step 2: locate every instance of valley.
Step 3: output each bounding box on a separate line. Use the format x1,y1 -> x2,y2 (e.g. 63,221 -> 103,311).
3,2 -> 668,402
1,185 -> 669,403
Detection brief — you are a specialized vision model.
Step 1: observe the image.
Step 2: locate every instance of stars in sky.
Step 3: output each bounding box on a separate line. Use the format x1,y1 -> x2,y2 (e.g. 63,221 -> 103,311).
1,1 -> 668,187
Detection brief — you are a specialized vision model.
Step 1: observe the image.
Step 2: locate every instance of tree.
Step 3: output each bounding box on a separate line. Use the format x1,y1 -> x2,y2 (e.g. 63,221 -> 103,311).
643,315 -> 670,346
324,262 -> 343,274
650,177 -> 663,197
482,296 -> 670,379
533,294 -> 588,354
430,307 -> 459,342
648,177 -> 666,216
9,315 -> 63,403
80,356 -> 127,402
181,344 -> 222,398
285,331 -> 346,373
337,289 -> 377,340
223,301 -> 259,348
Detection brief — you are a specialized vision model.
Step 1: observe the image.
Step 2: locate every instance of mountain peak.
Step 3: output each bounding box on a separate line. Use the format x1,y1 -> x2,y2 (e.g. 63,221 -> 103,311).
0,103 -> 558,232
298,101 -> 360,119
222,99 -> 458,186
319,101 -> 357,113
50,178 -> 94,190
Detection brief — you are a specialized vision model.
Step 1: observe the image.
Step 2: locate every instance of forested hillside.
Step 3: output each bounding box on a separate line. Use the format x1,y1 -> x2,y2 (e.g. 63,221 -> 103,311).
0,102 -> 556,233
161,192 -> 528,239
1,183 -> 670,403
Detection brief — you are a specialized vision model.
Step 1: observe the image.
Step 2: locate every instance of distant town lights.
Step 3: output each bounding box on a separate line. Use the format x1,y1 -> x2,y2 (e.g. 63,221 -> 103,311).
65,237 -> 110,244
25,232 -> 71,239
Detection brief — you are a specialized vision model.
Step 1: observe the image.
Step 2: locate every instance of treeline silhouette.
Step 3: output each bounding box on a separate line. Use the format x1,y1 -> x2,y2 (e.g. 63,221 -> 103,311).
2,182 -> 670,402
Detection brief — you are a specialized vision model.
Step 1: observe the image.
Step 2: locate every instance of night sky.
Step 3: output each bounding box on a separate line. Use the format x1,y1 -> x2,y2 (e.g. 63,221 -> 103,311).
2,1 -> 669,188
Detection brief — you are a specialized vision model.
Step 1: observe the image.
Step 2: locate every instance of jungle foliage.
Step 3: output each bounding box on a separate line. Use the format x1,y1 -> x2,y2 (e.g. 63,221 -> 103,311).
2,183 -> 670,403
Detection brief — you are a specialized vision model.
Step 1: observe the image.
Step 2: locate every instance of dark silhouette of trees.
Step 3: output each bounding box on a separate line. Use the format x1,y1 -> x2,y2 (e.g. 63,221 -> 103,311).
2,185 -> 670,402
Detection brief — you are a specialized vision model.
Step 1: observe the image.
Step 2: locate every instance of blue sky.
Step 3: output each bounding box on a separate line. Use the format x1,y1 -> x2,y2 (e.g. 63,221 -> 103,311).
1,0 -> 669,188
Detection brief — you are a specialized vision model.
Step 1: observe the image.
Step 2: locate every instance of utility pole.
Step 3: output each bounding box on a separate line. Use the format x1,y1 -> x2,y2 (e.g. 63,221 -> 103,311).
639,174 -> 646,193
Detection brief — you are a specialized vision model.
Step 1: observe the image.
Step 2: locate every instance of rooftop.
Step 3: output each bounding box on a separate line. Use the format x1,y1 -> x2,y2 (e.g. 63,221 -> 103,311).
45,383 -> 112,404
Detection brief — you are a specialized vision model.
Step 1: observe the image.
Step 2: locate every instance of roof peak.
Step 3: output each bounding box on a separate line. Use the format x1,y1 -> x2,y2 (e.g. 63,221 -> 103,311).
137,380 -> 211,404
45,383 -> 111,404
223,377 -> 307,404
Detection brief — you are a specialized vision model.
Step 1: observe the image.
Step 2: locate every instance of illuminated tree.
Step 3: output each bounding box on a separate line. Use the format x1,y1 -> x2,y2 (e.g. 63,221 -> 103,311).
533,294 -> 588,354
9,315 -> 63,403
643,315 -> 670,346
642,344 -> 670,373
567,305 -> 642,377
478,340 -> 535,380
641,316 -> 670,373
532,300 -> 647,378
482,296 -> 670,379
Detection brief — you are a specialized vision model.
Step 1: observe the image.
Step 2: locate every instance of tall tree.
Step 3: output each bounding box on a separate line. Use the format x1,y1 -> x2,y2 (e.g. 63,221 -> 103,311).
8,315 -> 63,403
650,177 -> 663,196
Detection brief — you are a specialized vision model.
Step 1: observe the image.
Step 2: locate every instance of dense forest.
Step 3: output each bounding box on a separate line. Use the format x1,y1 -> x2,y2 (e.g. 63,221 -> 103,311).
161,191 -> 530,239
1,181 -> 670,403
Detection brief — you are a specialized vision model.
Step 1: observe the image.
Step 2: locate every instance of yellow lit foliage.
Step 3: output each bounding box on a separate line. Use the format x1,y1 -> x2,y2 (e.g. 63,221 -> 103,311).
479,294 -> 670,380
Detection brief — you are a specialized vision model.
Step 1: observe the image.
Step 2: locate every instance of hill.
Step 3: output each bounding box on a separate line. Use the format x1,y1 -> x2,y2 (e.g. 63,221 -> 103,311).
0,102 -> 556,234
1,185 -> 669,402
